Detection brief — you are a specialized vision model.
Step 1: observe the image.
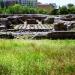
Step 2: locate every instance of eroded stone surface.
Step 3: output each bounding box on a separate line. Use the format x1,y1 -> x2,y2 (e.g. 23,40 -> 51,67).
54,22 -> 67,31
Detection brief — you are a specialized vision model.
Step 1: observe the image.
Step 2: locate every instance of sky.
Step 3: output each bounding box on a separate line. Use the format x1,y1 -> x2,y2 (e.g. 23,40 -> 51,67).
38,0 -> 75,6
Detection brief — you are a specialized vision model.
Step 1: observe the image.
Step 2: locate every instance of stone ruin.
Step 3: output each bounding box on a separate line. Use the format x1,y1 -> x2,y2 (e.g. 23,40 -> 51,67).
7,16 -> 24,24
27,19 -> 38,24
4,14 -> 48,25
54,22 -> 67,31
0,33 -> 14,39
61,14 -> 75,21
0,14 -> 74,39
42,17 -> 54,24
59,14 -> 75,31
0,18 -> 13,30
47,31 -> 75,39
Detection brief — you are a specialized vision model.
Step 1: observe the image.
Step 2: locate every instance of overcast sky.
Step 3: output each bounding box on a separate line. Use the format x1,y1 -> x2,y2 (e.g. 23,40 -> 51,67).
38,0 -> 75,6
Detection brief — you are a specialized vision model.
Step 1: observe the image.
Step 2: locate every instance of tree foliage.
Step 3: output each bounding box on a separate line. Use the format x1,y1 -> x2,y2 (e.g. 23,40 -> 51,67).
59,6 -> 68,14
51,4 -> 75,15
67,4 -> 74,8
0,4 -> 48,14
1,3 -> 75,15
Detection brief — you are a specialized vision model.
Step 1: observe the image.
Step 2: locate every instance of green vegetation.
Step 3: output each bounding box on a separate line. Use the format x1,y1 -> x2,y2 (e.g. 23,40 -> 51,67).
0,39 -> 75,75
51,3 -> 75,15
0,4 -> 48,14
0,3 -> 75,15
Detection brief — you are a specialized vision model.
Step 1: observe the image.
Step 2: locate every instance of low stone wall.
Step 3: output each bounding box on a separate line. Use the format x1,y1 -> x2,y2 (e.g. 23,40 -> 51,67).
0,14 -> 47,20
0,14 -> 47,25
0,18 -> 13,29
0,14 -> 11,18
7,16 -> 24,24
27,19 -> 38,24
61,14 -> 75,21
0,33 -> 14,39
33,16 -> 46,21
43,17 -> 54,24
47,31 -> 75,39
0,18 -> 8,25
32,35 -> 48,39
0,31 -> 75,39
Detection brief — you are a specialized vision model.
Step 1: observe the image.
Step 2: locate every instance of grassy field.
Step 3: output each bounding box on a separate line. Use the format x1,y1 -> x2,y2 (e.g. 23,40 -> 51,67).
0,39 -> 75,75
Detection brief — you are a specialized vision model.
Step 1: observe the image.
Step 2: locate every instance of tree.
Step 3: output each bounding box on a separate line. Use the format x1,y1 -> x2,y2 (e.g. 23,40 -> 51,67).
0,7 -> 3,14
51,9 -> 59,15
67,3 -> 74,8
59,6 -> 68,14
68,6 -> 75,14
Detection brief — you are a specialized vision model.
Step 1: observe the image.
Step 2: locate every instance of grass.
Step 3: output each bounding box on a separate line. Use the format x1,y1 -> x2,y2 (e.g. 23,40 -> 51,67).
0,39 -> 75,75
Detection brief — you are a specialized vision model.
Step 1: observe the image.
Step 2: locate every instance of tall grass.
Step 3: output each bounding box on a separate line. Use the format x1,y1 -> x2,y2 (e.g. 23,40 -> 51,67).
0,39 -> 75,75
